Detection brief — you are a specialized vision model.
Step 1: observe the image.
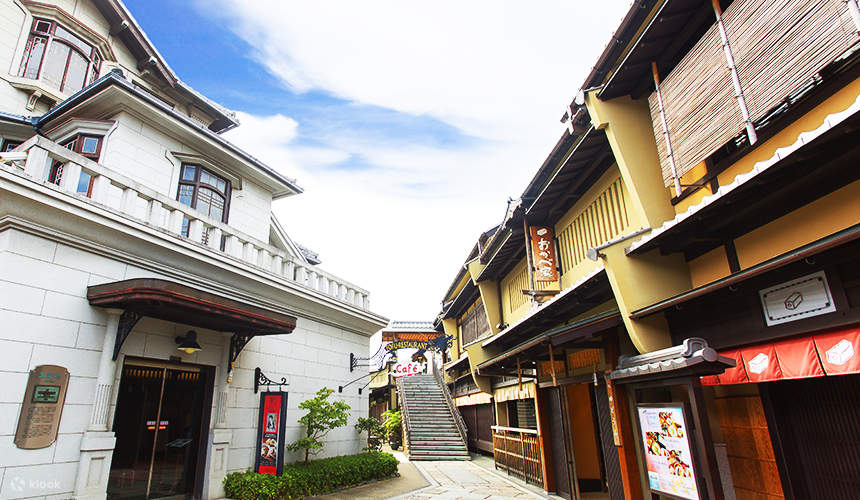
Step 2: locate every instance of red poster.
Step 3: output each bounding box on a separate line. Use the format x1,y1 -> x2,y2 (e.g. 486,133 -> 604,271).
255,392 -> 287,475
529,226 -> 558,282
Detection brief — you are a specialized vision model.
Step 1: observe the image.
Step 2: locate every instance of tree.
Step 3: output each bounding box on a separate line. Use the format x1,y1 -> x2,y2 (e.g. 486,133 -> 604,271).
287,387 -> 351,464
355,417 -> 386,452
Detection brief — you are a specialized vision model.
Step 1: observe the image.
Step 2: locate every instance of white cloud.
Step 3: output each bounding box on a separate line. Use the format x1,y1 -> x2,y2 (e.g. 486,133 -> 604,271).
210,1 -> 633,320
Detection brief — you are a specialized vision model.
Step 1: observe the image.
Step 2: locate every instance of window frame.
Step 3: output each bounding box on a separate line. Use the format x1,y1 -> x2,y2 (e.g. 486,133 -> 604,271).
2,140 -> 22,152
62,133 -> 103,161
176,163 -> 232,225
19,18 -> 102,94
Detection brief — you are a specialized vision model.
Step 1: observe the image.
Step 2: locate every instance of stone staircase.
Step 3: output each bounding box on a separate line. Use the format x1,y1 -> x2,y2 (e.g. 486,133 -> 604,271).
399,374 -> 470,461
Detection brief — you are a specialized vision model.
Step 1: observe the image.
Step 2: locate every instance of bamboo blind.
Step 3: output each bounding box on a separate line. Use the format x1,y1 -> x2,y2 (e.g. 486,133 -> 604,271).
648,0 -> 858,187
556,177 -> 629,273
726,0 -> 857,121
648,22 -> 740,186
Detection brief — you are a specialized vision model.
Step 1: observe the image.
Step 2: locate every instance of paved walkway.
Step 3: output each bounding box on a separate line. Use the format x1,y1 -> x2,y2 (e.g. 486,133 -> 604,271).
390,459 -> 547,500
313,450 -> 428,500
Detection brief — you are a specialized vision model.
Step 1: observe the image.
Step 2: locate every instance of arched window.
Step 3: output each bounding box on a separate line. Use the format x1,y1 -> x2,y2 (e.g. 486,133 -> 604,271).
176,164 -> 231,237
19,18 -> 102,94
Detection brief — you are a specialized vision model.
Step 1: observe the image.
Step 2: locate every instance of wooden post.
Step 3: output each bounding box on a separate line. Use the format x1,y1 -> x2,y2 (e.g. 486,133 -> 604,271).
522,216 -> 536,295
548,343 -> 558,386
606,330 -> 644,500
517,357 -> 522,391
687,379 -> 724,500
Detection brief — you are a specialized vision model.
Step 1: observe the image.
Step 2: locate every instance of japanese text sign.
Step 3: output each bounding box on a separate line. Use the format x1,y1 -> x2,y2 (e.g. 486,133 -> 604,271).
529,226 -> 558,282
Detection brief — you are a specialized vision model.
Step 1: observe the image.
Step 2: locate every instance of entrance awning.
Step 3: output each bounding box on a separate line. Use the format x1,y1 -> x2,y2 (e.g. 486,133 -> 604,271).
608,338 -> 735,383
87,278 -> 297,367
701,326 -> 860,385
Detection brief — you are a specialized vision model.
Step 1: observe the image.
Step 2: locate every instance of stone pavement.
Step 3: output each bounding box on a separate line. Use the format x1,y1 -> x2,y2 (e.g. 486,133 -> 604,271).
389,459 -> 546,500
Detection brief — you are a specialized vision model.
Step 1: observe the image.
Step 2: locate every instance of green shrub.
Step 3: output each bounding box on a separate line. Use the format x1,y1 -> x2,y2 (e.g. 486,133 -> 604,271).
355,417 -> 386,452
287,387 -> 351,464
223,452 -> 399,500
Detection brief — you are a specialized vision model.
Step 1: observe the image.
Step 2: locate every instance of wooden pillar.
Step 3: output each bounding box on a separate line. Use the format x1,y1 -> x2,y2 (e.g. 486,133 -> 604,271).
686,379 -> 724,500
606,331 -> 644,500
534,386 -> 554,493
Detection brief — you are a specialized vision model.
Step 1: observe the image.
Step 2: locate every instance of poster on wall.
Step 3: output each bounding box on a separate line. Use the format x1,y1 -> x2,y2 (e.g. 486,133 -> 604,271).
637,404 -> 700,500
255,391 -> 288,475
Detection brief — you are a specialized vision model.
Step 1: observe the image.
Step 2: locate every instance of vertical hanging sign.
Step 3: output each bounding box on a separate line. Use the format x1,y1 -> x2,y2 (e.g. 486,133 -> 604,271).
529,226 -> 558,282
255,391 -> 288,475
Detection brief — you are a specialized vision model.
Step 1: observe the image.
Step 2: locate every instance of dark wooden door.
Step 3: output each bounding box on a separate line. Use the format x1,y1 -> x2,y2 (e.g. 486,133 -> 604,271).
765,374 -> 860,500
547,387 -> 573,499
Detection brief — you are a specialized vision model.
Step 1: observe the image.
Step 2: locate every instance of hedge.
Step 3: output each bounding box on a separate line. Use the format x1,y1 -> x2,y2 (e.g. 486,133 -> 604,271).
223,452 -> 399,500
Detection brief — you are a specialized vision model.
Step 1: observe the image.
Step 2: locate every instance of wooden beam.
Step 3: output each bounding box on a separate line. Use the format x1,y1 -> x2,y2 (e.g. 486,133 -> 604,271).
517,357 -> 522,391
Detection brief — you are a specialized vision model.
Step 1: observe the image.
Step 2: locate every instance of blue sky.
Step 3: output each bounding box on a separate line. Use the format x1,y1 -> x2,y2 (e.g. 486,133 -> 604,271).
122,0 -> 631,320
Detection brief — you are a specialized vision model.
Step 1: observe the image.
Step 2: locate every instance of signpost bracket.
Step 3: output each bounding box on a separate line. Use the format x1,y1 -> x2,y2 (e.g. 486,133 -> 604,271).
254,367 -> 288,394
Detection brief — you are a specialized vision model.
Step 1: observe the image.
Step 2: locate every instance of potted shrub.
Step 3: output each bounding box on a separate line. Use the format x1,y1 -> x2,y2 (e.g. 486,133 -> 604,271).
381,409 -> 402,450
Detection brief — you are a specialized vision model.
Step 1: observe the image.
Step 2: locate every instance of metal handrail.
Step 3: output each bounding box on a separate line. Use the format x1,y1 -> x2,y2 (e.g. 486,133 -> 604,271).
432,356 -> 468,445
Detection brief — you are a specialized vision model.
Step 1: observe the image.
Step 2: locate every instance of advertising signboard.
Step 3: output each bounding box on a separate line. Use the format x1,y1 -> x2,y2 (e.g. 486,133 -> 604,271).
255,391 -> 288,475
637,404 -> 700,500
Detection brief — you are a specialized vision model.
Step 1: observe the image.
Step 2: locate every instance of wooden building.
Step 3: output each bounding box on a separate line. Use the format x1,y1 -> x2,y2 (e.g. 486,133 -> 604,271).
434,0 -> 860,499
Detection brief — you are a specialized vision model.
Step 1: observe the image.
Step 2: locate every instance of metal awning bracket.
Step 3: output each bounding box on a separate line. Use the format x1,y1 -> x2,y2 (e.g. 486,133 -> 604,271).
112,310 -> 142,360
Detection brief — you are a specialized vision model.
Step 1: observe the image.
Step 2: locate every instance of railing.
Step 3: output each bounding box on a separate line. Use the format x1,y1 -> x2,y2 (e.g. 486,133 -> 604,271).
432,354 -> 468,445
491,425 -> 544,487
396,377 -> 411,454
0,137 -> 371,310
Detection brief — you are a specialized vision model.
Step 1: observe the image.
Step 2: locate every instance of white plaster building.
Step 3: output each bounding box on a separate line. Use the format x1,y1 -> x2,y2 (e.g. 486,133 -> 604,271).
0,1 -> 388,499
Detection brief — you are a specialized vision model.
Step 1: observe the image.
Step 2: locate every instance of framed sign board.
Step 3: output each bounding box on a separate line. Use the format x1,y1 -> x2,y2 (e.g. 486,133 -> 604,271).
15,365 -> 70,449
636,404 -> 700,500
255,391 -> 288,475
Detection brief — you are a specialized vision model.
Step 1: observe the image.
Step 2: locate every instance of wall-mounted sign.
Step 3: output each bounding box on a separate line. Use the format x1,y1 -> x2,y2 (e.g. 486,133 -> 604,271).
392,362 -> 423,378
15,365 -> 69,449
255,391 -> 288,475
759,271 -> 836,326
529,226 -> 558,282
637,404 -> 700,500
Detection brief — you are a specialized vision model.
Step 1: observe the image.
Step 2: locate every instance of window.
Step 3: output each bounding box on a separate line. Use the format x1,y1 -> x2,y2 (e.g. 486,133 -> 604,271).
176,164 -> 230,236
46,135 -> 103,188
2,140 -> 22,152
460,301 -> 490,349
63,134 -> 102,160
19,18 -> 102,94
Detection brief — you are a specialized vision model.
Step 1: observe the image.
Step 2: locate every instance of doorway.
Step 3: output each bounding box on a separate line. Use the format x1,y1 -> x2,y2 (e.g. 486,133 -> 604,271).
108,360 -> 214,500
546,384 -> 611,500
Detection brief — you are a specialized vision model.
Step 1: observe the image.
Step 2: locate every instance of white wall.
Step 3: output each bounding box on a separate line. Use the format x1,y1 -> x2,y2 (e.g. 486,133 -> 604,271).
100,111 -> 275,242
0,227 -> 370,499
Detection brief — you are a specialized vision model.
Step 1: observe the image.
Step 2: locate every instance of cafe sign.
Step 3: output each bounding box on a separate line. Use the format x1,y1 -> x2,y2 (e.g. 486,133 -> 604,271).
15,365 -> 70,449
529,226 -> 558,282
255,391 -> 288,475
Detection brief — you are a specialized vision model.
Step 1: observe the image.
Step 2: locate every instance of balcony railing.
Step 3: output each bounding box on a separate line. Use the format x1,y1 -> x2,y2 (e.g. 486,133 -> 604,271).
0,136 -> 371,310
491,425 -> 544,487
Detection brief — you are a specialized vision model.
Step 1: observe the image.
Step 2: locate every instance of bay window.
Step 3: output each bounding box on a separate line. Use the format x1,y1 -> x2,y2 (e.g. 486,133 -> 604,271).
19,18 -> 102,94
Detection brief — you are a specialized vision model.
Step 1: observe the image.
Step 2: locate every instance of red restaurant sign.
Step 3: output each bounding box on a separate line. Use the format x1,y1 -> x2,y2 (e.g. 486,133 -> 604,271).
255,391 -> 288,475
529,226 -> 558,282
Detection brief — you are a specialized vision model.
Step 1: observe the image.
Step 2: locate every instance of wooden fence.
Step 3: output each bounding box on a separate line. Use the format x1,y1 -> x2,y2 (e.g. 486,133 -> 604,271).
491,426 -> 544,487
